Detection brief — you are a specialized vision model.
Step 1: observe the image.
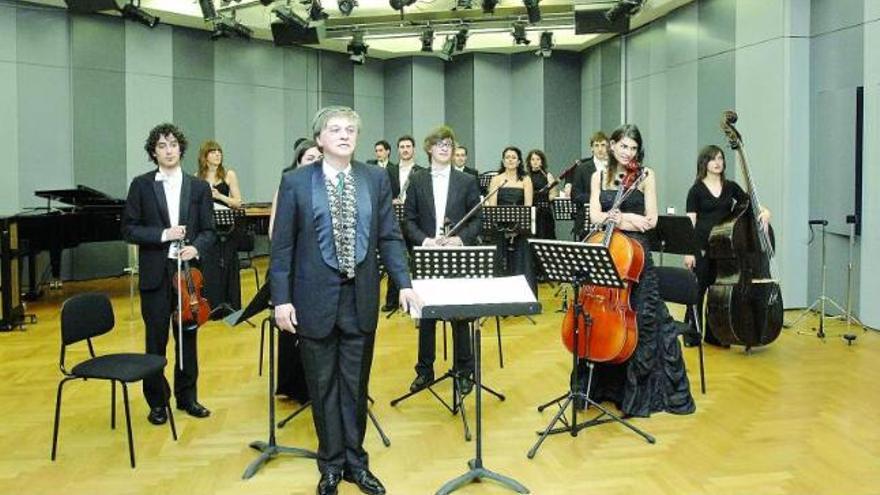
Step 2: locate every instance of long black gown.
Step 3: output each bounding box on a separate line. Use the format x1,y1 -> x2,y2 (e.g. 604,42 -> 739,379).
528,170 -> 557,240
586,181 -> 696,417
495,187 -> 537,295
203,180 -> 242,316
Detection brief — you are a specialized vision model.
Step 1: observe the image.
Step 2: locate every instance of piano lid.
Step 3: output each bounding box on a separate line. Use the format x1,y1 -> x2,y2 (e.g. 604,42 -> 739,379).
34,185 -> 125,207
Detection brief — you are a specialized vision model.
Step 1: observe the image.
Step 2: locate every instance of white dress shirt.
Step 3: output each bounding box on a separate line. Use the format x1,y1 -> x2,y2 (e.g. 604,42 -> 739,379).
430,165 -> 450,238
156,167 -> 183,258
323,161 -> 352,186
398,162 -> 414,201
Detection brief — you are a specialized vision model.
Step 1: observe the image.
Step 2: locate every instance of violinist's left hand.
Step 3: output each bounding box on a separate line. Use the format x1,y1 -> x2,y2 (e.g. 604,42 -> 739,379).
758,210 -> 771,233
179,246 -> 198,261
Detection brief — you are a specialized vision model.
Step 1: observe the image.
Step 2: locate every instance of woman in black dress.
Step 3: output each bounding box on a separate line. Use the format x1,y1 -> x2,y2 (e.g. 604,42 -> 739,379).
274,139 -> 321,402
584,124 -> 695,417
526,149 -> 558,240
683,145 -> 771,346
487,146 -> 536,294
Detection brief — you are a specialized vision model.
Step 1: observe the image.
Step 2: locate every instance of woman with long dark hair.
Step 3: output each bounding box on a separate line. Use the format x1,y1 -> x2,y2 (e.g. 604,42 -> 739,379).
683,145 -> 771,346
580,124 -> 695,417
197,140 -> 242,209
526,149 -> 558,240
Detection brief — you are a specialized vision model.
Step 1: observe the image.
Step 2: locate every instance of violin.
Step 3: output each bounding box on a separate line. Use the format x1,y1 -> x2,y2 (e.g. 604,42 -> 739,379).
561,166 -> 647,363
173,243 -> 211,330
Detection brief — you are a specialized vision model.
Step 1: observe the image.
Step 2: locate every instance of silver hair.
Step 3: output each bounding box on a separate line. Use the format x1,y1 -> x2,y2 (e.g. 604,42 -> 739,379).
311,106 -> 362,139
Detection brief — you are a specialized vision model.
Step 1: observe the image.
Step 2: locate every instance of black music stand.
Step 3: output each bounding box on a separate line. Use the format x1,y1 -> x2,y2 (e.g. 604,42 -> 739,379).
414,275 -> 539,495
526,239 -> 655,459
210,208 -> 247,320
229,285 -> 317,480
478,172 -> 497,196
275,394 -> 392,448
648,214 -> 700,265
389,246 -> 502,442
551,197 -> 574,222
483,205 -> 536,327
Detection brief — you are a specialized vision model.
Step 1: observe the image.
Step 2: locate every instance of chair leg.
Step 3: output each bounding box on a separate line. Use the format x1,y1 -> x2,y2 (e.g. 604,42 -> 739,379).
111,380 -> 116,429
496,316 -> 504,368
51,378 -> 73,461
121,383 -> 136,468
692,305 -> 707,394
253,265 -> 260,288
164,380 -> 178,441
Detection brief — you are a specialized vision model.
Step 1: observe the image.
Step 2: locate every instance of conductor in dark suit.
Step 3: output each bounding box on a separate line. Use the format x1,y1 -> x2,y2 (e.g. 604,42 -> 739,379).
569,131 -> 609,239
121,123 -> 216,425
270,106 -> 421,495
403,126 -> 481,394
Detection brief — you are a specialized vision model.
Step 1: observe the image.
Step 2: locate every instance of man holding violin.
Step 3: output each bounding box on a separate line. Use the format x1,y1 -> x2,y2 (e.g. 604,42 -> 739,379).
122,123 -> 216,426
402,125 -> 482,394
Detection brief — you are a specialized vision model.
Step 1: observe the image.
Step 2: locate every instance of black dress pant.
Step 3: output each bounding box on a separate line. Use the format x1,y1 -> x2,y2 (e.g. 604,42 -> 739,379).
298,281 -> 374,474
141,260 -> 200,409
415,319 -> 474,377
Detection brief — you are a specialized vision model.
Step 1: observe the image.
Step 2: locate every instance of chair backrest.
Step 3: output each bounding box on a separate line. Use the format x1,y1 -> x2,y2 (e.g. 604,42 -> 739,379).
654,266 -> 699,306
237,227 -> 256,252
61,293 -> 115,346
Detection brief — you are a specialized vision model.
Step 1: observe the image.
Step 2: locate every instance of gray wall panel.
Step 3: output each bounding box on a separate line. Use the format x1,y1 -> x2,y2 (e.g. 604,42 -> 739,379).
666,2 -> 699,68
72,68 -> 127,196
282,46 -> 315,91
510,54 -> 543,160
283,88 -> 314,162
172,27 -> 214,81
172,26 -> 214,174
383,58 -> 413,161
319,52 -> 354,108
0,61 -> 19,215
17,8 -> 69,68
543,53 -> 581,173
354,61 -> 386,163
664,61 -> 698,212
811,0 -> 864,35
71,15 -> 124,72
473,54 -> 510,171
0,6 -> 17,63
444,54 -> 475,162
698,0 -> 736,58
215,38 -> 283,87
736,0 -> 785,46
411,57 -> 445,151
124,22 -> 173,78
696,51 -> 735,150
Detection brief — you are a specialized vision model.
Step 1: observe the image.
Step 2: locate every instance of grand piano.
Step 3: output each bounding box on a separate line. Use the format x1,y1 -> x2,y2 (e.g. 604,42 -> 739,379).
0,185 -> 125,329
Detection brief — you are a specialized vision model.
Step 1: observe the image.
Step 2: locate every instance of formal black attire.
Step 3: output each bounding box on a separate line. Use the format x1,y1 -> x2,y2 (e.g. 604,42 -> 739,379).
121,169 -> 216,409
269,160 -> 413,475
403,167 -> 481,378
685,180 -> 749,346
495,187 -> 537,295
382,162 -> 423,308
454,165 -> 479,179
569,157 -> 597,239
202,179 -> 242,317
583,175 -> 695,417
529,170 -> 556,240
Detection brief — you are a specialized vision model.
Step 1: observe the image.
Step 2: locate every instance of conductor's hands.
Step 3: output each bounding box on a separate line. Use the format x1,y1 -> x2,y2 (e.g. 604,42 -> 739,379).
274,303 -> 298,333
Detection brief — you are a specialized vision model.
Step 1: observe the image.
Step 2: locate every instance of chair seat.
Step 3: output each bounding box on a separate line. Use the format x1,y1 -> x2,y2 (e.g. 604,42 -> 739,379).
71,353 -> 166,382
654,266 -> 700,305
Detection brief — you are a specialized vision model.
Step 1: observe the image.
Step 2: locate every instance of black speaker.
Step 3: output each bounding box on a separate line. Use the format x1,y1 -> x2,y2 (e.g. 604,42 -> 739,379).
64,0 -> 119,13
270,21 -> 322,46
575,8 -> 630,34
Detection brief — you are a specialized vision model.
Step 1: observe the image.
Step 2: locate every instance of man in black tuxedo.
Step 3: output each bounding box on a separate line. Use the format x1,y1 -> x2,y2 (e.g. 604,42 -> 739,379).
122,123 -> 216,425
569,131 -> 609,239
452,144 -> 479,179
365,139 -> 392,169
381,135 -> 424,312
403,127 -> 481,394
270,106 -> 421,495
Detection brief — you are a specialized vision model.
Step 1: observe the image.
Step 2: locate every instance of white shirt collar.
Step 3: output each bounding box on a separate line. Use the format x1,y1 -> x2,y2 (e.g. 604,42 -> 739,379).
431,164 -> 451,178
155,167 -> 182,182
323,162 -> 352,182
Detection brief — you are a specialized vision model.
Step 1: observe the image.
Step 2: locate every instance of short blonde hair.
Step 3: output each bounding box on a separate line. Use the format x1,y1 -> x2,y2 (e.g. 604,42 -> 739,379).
311,106 -> 362,139
422,125 -> 456,161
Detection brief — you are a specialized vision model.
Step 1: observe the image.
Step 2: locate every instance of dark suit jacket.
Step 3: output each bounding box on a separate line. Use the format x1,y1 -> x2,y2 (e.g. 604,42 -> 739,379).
122,170 -> 216,291
269,160 -> 413,339
403,168 -> 482,247
454,166 -> 479,179
386,162 -> 424,200
570,157 -> 598,206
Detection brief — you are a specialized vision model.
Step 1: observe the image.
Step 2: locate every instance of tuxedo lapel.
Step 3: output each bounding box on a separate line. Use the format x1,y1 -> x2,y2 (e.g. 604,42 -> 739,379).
425,173 -> 437,234
179,173 -> 192,227
151,178 -> 171,228
310,164 -> 338,271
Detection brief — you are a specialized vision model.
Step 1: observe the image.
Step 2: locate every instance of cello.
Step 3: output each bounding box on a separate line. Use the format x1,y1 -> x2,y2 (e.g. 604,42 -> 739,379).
561,167 -> 648,364
706,110 -> 784,348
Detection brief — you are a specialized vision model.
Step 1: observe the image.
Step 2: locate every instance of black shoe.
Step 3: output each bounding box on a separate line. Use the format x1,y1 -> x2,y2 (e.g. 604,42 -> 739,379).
380,303 -> 396,312
455,373 -> 474,396
317,471 -> 342,495
343,468 -> 386,495
409,373 -> 434,392
147,406 -> 167,425
177,401 -> 211,418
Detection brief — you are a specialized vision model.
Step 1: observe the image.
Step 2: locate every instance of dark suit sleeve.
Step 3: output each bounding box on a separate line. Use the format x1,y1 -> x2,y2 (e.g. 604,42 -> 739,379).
191,182 -> 216,256
269,174 -> 298,305
458,177 -> 482,245
403,175 -> 429,246
571,162 -> 594,205
376,171 -> 412,290
121,177 -> 164,246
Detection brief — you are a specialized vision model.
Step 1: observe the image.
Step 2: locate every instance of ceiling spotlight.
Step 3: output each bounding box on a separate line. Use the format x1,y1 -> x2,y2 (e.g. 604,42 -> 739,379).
258,0 -> 274,5
536,30 -> 553,58
439,35 -> 456,61
211,16 -> 253,40
481,0 -> 498,14
390,0 -> 416,11
196,0 -> 217,20
420,28 -> 434,52
523,0 -> 541,24
454,27 -> 469,51
606,0 -> 644,22
308,0 -> 329,21
347,32 -> 368,65
511,21 -> 530,45
337,0 -> 356,16
455,0 -> 473,10
120,2 -> 159,28
272,4 -> 310,28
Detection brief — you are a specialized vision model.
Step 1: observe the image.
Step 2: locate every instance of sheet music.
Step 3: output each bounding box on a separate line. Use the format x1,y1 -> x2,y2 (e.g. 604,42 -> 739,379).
409,275 -> 537,319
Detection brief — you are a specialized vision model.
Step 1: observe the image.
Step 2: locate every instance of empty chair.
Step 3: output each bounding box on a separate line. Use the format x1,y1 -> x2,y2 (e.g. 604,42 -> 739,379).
654,266 -> 707,394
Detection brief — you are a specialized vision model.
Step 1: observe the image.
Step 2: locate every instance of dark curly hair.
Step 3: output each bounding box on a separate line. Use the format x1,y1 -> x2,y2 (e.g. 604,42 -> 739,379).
496,146 -> 526,180
144,123 -> 188,165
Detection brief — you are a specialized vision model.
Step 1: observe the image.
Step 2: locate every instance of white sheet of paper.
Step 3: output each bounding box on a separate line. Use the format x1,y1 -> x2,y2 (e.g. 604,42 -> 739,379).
409,275 -> 537,319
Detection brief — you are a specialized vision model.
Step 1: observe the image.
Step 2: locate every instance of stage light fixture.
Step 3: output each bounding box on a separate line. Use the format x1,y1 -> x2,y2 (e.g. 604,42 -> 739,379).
272,4 -> 308,28
605,0 -> 644,22
481,0 -> 498,14
308,0 -> 329,21
390,0 -> 416,11
120,2 -> 159,28
454,27 -> 469,51
337,0 -> 356,16
347,32 -> 368,65
64,0 -> 117,13
211,15 -> 253,40
511,21 -> 530,45
455,0 -> 473,10
536,30 -> 553,58
196,0 -> 217,20
523,0 -> 541,23
439,35 -> 456,61
420,28 -> 435,52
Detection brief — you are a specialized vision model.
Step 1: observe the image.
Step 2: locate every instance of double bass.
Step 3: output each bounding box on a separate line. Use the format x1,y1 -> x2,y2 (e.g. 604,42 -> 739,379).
706,111 -> 784,348
561,167 -> 648,363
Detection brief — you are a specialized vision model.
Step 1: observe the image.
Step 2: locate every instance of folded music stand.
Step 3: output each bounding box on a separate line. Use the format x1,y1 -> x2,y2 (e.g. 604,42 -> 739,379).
526,239 -> 655,459
412,275 -> 539,495
390,246 -> 501,442
229,286 -> 317,479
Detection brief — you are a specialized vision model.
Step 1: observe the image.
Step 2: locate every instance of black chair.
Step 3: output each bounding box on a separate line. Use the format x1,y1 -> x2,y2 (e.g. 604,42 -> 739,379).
51,293 -> 177,468
654,266 -> 706,394
238,225 -> 260,288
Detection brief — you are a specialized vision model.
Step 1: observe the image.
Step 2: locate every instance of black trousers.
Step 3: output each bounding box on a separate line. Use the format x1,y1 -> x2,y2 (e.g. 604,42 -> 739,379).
416,319 -> 474,377
298,281 -> 374,474
141,260 -> 200,409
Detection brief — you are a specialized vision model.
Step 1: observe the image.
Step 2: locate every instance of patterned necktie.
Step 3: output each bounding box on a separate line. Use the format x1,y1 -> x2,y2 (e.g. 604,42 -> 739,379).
327,171 -> 357,278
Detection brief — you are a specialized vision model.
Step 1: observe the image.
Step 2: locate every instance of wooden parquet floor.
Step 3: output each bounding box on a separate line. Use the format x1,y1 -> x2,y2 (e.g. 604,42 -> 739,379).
1,258 -> 878,495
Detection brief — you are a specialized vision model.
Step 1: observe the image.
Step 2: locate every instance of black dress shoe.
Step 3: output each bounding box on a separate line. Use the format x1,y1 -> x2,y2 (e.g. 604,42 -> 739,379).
147,406 -> 167,425
177,401 -> 211,418
409,373 -> 434,392
455,373 -> 474,396
380,303 -> 396,312
317,471 -> 342,495
343,468 -> 386,495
